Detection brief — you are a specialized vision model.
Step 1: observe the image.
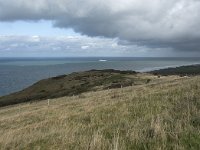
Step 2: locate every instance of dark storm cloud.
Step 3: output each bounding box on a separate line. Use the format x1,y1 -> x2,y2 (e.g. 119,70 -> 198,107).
0,0 -> 200,51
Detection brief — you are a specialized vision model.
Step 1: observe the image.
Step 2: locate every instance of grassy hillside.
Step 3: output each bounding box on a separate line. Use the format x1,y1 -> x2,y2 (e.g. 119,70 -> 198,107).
0,75 -> 200,149
0,69 -> 142,107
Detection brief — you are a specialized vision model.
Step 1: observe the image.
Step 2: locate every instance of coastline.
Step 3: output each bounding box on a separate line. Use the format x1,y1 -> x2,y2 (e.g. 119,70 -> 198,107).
1,64 -> 200,107
139,63 -> 200,72
1,63 -> 200,97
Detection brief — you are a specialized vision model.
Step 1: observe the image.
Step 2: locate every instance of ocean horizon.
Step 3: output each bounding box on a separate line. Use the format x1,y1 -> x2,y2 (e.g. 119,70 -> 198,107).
1,57 -> 200,96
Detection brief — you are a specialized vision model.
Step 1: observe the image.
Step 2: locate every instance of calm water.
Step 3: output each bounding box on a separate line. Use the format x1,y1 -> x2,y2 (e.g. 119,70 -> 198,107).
0,57 -> 200,96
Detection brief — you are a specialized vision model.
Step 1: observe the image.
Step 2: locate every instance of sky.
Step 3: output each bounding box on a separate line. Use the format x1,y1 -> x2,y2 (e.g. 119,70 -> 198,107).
0,0 -> 200,57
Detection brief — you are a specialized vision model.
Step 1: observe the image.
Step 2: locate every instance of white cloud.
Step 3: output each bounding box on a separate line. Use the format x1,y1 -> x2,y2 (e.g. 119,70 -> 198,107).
81,45 -> 89,50
1,35 -> 153,56
30,36 -> 40,42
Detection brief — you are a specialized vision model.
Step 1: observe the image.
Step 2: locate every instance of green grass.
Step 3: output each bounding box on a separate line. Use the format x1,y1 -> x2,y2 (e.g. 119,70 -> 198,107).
0,75 -> 200,149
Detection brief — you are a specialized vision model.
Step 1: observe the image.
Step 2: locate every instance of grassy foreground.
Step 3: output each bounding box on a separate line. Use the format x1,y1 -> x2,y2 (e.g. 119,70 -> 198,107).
0,75 -> 200,149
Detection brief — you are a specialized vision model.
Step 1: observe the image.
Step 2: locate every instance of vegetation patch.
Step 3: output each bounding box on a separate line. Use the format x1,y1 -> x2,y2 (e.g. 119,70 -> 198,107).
150,64 -> 200,76
0,70 -> 138,107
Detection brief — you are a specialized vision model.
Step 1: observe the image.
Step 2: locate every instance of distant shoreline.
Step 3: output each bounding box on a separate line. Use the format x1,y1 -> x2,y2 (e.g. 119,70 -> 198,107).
149,64 -> 200,76
140,63 -> 200,72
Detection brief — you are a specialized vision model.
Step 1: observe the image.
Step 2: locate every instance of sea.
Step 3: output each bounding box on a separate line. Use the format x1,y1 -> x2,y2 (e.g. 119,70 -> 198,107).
0,57 -> 200,96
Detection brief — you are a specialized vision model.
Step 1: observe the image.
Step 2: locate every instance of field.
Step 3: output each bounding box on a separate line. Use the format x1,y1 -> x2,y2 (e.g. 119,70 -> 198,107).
0,74 -> 200,149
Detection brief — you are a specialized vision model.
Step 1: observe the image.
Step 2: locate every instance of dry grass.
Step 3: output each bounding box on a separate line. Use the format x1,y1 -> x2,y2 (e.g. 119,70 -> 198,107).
0,75 -> 200,150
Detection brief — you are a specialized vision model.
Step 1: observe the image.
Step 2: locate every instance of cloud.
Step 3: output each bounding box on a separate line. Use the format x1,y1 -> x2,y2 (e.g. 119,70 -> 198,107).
81,45 -> 89,50
0,0 -> 200,52
0,35 -> 143,57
